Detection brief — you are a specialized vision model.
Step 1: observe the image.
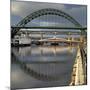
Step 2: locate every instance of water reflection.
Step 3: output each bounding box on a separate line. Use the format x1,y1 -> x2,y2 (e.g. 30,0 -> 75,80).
11,46 -> 77,89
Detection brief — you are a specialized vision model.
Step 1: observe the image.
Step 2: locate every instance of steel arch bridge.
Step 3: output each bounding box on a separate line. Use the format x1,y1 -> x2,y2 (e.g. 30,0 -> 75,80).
11,8 -> 86,38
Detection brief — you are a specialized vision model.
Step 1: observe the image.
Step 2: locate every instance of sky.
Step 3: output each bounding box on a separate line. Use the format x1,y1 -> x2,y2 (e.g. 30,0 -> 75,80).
11,1 -> 87,27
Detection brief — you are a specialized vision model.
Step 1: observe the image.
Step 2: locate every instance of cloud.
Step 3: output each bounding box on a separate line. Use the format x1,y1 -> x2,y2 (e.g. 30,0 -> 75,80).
11,1 -> 66,17
11,1 -> 87,26
66,6 -> 87,26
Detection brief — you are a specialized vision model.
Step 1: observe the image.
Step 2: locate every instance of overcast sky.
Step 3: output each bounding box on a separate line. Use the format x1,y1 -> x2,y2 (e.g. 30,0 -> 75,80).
11,1 -> 87,27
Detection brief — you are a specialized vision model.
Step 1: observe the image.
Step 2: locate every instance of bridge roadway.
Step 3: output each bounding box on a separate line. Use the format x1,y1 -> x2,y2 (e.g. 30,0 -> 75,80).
11,26 -> 87,30
11,26 -> 86,37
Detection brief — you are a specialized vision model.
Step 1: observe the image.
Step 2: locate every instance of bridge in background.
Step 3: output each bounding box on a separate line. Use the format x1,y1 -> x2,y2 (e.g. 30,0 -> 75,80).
11,8 -> 87,38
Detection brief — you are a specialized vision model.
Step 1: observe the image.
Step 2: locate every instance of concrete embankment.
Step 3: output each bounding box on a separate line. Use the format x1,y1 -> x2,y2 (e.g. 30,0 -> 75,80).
70,46 -> 86,85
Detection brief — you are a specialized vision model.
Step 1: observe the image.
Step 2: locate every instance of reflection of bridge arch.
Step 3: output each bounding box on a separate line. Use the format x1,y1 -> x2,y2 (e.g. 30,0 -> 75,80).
12,46 -> 75,82
12,8 -> 82,38
12,52 -> 72,82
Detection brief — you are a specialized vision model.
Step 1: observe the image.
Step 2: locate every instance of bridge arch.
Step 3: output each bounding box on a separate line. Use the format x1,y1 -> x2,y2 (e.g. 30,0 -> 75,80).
16,8 -> 82,27
12,8 -> 82,38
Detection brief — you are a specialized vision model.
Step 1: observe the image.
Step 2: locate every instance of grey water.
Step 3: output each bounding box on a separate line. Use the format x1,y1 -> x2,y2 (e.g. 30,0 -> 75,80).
11,46 -> 77,89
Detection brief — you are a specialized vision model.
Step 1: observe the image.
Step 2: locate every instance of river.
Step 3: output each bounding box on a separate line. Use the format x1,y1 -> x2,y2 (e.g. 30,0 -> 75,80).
11,46 -> 77,89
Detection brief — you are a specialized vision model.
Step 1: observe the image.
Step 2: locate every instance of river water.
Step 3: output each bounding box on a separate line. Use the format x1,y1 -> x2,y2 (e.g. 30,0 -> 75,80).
11,46 -> 77,89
